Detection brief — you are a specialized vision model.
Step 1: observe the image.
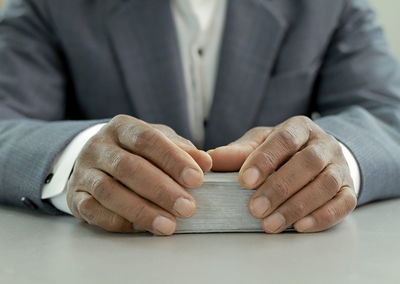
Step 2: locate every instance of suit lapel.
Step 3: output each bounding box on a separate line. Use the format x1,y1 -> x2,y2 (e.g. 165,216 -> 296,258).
107,0 -> 192,138
204,0 -> 289,149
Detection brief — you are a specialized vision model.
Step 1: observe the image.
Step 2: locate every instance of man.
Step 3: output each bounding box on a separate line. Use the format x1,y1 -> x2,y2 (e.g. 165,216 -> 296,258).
0,0 -> 399,235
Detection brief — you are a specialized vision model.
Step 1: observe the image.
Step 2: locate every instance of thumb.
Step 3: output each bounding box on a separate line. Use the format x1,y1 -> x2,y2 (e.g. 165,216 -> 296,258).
208,127 -> 273,172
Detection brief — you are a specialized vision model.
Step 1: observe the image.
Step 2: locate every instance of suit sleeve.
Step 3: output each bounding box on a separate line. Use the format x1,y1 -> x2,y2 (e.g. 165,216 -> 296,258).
314,0 -> 400,206
0,0 -> 105,214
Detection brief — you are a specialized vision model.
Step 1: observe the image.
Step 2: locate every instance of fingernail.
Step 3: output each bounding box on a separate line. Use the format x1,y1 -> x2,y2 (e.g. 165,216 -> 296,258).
263,212 -> 286,233
152,216 -> 176,235
173,197 -> 196,218
250,196 -> 271,218
295,216 -> 316,232
242,167 -> 260,187
181,168 -> 203,188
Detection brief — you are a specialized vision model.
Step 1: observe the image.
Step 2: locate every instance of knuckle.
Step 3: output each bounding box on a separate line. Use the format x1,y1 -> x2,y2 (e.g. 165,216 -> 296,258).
108,150 -> 127,173
90,175 -> 112,200
324,205 -> 339,224
102,146 -> 135,175
152,182 -> 173,205
128,203 -> 148,224
250,127 -> 266,135
303,145 -> 326,171
254,151 -> 277,172
178,137 -> 195,147
288,201 -> 307,219
294,116 -> 313,128
300,116 -> 312,124
108,115 -> 134,136
159,147 -> 178,171
102,147 -> 141,177
78,198 -> 95,222
321,167 -> 342,192
269,177 -> 291,200
131,126 -> 159,152
277,128 -> 300,151
105,214 -> 126,232
153,124 -> 174,134
111,114 -> 131,126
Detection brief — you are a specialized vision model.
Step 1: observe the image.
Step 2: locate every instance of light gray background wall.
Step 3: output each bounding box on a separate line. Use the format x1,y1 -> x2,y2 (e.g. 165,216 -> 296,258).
370,0 -> 400,59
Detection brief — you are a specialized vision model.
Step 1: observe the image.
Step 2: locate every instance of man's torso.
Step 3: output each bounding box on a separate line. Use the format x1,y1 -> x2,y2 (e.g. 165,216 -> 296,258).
22,0 -> 347,148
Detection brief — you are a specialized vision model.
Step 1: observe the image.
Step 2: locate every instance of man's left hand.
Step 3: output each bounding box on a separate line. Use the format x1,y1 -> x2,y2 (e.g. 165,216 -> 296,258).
208,116 -> 357,233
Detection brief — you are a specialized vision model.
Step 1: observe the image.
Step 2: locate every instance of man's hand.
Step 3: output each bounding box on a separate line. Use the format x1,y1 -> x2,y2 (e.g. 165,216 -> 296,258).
67,115 -> 212,235
209,116 -> 357,233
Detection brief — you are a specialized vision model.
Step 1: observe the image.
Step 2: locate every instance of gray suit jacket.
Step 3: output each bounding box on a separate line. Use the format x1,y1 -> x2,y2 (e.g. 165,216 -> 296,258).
0,0 -> 400,214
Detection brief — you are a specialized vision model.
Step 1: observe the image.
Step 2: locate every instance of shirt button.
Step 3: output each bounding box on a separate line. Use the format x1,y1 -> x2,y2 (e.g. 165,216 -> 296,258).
21,197 -> 38,210
45,173 -> 54,184
198,48 -> 204,56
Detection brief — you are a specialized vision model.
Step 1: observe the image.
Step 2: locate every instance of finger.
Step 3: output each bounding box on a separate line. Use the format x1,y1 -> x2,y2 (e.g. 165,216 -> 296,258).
85,158 -> 196,219
152,124 -> 213,172
248,142 -> 335,219
208,144 -> 255,172
258,164 -> 344,233
112,116 -> 204,188
208,127 -> 272,171
187,149 -> 213,172
81,170 -> 178,235
172,139 -> 213,172
294,186 -> 357,233
239,118 -> 312,189
72,191 -> 137,233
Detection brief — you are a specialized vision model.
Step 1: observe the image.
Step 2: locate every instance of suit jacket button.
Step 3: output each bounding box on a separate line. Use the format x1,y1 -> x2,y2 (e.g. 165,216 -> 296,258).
21,197 -> 38,210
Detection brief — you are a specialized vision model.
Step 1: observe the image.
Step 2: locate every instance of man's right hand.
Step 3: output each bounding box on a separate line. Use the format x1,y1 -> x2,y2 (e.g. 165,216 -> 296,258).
66,115 -> 212,235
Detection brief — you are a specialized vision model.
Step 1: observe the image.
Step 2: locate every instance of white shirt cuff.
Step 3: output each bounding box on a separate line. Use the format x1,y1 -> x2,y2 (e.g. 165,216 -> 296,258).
41,123 -> 107,214
339,142 -> 361,197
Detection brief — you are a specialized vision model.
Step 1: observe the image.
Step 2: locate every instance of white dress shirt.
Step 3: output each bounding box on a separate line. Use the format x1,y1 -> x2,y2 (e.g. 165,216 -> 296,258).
42,0 -> 360,214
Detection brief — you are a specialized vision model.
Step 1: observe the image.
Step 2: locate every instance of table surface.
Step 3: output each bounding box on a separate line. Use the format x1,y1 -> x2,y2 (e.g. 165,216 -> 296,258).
1,199 -> 399,284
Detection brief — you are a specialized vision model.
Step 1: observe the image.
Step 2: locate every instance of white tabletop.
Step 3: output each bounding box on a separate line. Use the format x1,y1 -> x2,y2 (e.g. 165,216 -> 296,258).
0,199 -> 399,284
